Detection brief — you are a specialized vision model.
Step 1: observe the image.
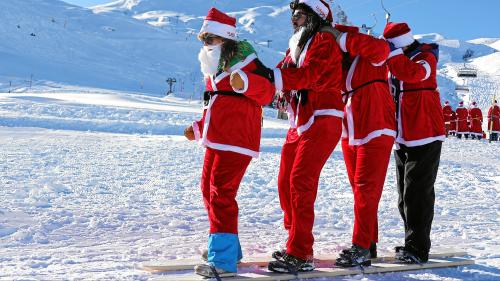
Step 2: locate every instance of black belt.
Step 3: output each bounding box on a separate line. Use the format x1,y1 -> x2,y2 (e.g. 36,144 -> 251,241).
342,79 -> 388,97
400,88 -> 437,93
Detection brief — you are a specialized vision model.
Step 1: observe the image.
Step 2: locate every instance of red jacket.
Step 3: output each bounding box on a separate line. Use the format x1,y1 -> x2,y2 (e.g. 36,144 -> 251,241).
337,30 -> 396,145
455,106 -> 469,133
387,43 -> 445,147
488,104 -> 500,133
468,107 -> 483,135
193,53 -> 275,158
442,105 -> 453,123
450,111 -> 457,132
274,31 -> 344,138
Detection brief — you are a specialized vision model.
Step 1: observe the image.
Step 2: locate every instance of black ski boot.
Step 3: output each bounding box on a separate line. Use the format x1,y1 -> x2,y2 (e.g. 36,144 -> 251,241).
268,253 -> 315,273
395,245 -> 428,264
336,244 -> 371,267
272,249 -> 286,261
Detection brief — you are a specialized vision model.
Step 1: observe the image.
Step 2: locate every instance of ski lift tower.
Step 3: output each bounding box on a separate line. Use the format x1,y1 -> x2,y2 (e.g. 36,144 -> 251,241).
166,77 -> 177,96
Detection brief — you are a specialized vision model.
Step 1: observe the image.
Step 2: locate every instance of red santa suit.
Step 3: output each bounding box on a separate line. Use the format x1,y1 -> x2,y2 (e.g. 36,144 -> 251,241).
455,102 -> 469,135
272,27 -> 344,260
336,25 -> 395,250
468,103 -> 483,137
192,8 -> 275,273
386,39 -> 445,147
488,103 -> 500,133
442,102 -> 453,135
450,110 -> 457,134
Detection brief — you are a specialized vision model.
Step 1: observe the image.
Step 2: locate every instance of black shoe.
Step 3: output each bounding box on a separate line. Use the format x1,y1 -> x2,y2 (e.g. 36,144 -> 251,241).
268,253 -> 315,273
395,245 -> 428,264
272,249 -> 286,261
336,244 -> 371,267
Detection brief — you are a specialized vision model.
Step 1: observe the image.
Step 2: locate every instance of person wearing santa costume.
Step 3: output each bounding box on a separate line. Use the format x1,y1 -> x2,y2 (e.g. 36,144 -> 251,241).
450,110 -> 457,136
328,24 -> 395,268
488,100 -> 500,141
455,101 -> 469,139
384,22 -> 445,263
468,102 -> 483,140
442,101 -> 453,137
183,7 -> 275,278
233,0 -> 344,273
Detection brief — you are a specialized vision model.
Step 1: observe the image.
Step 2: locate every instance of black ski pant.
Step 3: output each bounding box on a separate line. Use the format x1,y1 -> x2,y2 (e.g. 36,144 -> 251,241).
394,141 -> 442,261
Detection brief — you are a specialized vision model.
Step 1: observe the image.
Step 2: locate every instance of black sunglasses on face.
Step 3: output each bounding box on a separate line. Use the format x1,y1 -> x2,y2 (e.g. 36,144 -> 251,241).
201,34 -> 220,45
291,11 -> 307,21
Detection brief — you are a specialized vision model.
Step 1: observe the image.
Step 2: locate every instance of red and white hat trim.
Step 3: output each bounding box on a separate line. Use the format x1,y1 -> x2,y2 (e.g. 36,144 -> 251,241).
298,0 -> 331,21
200,20 -> 236,40
387,30 -> 414,48
199,8 -> 237,40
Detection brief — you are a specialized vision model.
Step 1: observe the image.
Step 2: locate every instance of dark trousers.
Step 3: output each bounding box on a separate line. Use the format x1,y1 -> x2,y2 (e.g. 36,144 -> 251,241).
490,133 -> 498,141
394,141 -> 442,260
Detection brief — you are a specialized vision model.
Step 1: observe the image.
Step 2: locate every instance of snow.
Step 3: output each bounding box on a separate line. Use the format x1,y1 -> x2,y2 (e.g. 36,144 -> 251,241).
0,87 -> 499,280
1,0 -> 500,279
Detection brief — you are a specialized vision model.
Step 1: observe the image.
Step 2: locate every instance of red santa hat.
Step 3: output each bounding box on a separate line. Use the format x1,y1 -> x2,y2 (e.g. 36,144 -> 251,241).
295,0 -> 333,22
383,22 -> 415,48
199,7 -> 237,40
459,101 -> 464,106
335,24 -> 359,33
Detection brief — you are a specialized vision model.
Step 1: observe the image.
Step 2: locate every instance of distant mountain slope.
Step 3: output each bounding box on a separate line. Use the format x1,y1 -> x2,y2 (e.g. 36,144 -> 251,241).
0,0 -> 498,112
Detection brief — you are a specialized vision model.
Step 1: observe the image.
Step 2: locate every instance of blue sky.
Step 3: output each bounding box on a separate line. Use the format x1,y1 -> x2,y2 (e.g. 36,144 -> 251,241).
63,0 -> 498,40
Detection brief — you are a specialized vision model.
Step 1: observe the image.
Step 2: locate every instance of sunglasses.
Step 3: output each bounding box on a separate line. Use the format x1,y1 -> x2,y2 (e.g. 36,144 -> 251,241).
291,11 -> 307,21
200,34 -> 221,45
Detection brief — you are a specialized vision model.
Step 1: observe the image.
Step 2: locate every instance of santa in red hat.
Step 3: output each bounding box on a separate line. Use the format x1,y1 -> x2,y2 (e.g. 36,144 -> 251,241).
468,101 -> 483,139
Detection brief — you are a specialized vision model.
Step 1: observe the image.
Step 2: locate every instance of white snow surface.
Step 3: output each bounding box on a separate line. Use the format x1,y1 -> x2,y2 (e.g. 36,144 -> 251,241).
0,87 -> 499,280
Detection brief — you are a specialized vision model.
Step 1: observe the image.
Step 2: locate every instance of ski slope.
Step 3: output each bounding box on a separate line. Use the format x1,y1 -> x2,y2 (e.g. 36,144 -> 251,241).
0,87 -> 499,280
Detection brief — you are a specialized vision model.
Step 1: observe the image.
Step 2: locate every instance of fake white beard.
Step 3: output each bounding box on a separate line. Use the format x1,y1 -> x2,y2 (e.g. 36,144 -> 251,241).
198,44 -> 222,77
288,27 -> 305,64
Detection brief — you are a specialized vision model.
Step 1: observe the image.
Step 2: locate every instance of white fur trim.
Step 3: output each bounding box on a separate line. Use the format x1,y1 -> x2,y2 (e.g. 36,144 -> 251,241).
346,56 -> 360,91
298,38 -> 312,67
299,0 -> 329,20
231,69 -> 248,93
372,60 -> 386,67
296,109 -> 344,135
210,76 -> 218,91
396,135 -> 446,147
418,60 -> 432,81
200,20 -> 236,40
387,31 -> 414,48
348,129 -> 397,146
274,69 -> 283,92
338,32 -> 348,52
202,139 -> 260,158
192,121 -> 201,141
388,48 -> 404,59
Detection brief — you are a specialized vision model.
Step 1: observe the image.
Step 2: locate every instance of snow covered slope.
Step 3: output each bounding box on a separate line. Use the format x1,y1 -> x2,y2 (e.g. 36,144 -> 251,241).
0,88 -> 499,280
0,0 -> 206,95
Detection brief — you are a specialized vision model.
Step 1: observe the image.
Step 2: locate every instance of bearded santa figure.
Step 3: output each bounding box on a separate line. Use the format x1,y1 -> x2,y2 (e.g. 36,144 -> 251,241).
184,7 -> 275,279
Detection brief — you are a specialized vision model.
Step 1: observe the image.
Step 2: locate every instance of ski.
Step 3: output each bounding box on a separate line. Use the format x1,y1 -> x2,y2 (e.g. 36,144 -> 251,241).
141,251 -> 467,272
147,255 -> 473,281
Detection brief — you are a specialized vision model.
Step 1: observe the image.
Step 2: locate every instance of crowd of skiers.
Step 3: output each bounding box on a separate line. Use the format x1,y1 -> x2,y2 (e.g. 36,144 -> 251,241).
181,0 -> 482,278
443,100 -> 500,141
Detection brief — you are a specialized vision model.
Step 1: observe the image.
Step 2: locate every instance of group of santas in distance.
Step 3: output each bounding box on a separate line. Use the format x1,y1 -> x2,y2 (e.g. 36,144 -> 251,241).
442,100 -> 500,141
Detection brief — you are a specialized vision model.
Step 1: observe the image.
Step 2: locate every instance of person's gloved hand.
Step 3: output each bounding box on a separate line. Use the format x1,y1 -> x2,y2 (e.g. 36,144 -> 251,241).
230,71 -> 245,91
184,125 -> 195,141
